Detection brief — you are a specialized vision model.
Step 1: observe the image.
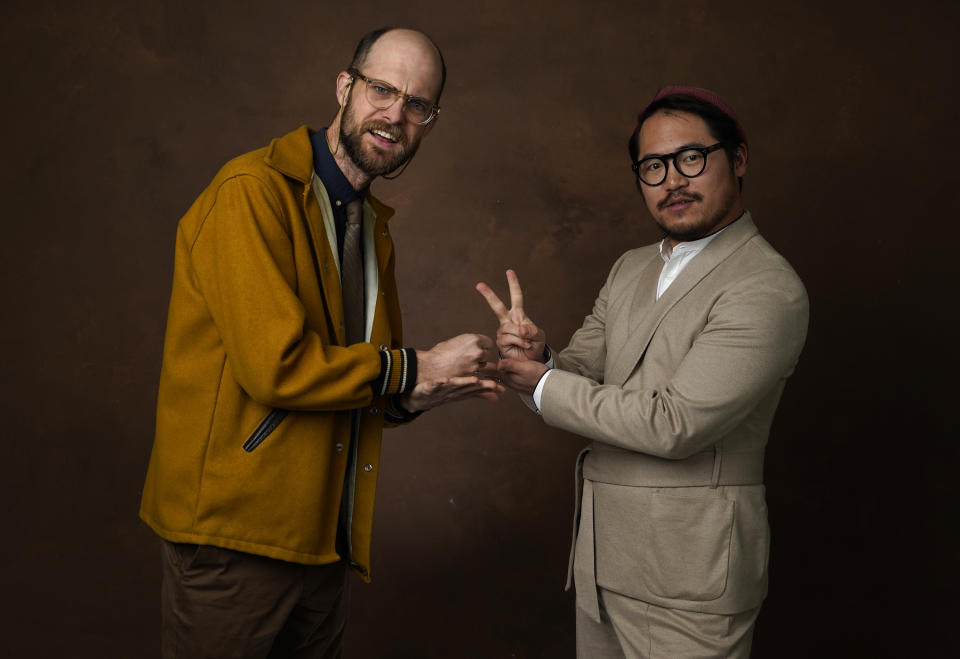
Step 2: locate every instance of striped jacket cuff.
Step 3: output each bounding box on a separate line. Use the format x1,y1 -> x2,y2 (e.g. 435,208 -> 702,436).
384,393 -> 422,424
372,347 -> 417,397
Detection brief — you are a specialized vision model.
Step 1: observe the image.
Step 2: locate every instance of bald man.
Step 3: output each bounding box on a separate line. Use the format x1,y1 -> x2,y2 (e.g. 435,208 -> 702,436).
140,27 -> 500,658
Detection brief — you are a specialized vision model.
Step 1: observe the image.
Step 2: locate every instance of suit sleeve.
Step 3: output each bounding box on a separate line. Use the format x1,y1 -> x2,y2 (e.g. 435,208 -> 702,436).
554,253 -> 635,382
189,174 -> 382,411
542,268 -> 809,459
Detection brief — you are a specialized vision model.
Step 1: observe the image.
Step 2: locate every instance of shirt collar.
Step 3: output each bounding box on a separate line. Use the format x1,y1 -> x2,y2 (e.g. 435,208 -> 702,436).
658,214 -> 745,262
311,129 -> 365,206
659,230 -> 718,262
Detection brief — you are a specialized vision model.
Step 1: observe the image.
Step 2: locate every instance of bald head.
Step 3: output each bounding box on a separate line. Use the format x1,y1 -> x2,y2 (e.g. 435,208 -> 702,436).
350,27 -> 446,103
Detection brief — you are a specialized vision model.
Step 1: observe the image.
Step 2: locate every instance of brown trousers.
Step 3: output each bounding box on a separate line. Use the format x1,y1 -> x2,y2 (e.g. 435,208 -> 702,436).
160,540 -> 349,659
576,588 -> 759,658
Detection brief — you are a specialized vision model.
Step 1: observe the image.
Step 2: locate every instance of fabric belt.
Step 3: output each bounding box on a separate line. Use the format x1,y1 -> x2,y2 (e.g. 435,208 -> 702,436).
565,449 -> 601,620
569,446 -> 764,623
582,446 -> 764,489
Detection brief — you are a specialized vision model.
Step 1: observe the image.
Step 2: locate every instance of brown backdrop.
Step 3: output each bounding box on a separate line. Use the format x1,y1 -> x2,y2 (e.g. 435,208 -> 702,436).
2,0 -> 957,656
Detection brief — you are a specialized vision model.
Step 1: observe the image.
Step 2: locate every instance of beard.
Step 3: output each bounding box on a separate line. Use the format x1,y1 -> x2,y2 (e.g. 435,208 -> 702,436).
339,95 -> 419,177
651,184 -> 739,243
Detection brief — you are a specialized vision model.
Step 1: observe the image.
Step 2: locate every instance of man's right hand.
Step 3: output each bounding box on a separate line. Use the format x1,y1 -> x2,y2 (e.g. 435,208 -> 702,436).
401,334 -> 503,412
415,333 -> 498,383
476,269 -> 546,362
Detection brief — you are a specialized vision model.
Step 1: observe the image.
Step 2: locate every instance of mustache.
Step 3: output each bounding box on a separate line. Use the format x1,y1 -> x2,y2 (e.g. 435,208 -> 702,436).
361,120 -> 407,147
658,192 -> 702,210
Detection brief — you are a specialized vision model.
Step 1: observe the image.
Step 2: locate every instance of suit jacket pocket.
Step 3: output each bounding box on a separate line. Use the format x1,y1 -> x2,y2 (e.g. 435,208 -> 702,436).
595,485 -> 734,603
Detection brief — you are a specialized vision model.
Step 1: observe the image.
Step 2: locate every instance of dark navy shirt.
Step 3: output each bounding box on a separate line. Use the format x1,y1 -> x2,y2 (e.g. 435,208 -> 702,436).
310,129 -> 366,263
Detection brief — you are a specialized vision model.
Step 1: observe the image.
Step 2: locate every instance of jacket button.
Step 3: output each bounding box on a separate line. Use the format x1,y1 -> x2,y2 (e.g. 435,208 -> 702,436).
363,464 -> 374,472
323,261 -> 329,269
335,443 -> 344,452
369,407 -> 379,415
379,344 -> 388,351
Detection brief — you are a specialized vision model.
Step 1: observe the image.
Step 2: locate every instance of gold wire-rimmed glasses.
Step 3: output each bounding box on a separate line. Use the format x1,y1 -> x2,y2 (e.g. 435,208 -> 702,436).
348,68 -> 440,126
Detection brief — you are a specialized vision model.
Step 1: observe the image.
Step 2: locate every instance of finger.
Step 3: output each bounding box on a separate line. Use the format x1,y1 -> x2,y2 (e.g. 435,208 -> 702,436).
499,322 -> 534,344
497,357 -> 518,374
442,375 -> 483,387
442,388 -> 502,404
499,376 -> 531,393
497,364 -> 537,387
497,332 -> 532,352
475,282 -> 510,321
471,378 -> 504,392
506,269 -> 525,314
475,334 -> 496,353
448,380 -> 505,400
450,376 -> 505,393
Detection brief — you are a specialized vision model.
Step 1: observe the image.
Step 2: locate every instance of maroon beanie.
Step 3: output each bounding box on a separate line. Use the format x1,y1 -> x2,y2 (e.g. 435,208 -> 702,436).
639,85 -> 747,146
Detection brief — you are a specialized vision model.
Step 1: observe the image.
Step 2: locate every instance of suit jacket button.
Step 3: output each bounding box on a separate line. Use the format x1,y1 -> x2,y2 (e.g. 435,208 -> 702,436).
363,464 -> 374,472
335,443 -> 344,452
370,407 -> 379,415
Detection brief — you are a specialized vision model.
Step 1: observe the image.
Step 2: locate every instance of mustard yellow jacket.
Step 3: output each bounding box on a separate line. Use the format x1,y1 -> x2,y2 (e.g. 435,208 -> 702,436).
140,126 -> 406,578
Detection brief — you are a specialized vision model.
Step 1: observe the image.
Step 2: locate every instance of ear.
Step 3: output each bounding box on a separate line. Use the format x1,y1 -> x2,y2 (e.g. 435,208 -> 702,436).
335,71 -> 354,106
733,143 -> 748,177
420,113 -> 439,138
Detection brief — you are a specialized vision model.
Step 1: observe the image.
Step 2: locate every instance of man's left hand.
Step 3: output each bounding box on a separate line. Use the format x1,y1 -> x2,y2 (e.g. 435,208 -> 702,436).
399,375 -> 505,412
497,357 -> 548,395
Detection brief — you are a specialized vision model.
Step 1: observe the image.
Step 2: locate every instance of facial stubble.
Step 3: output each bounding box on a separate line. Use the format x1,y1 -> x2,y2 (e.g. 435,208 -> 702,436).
339,90 -> 419,178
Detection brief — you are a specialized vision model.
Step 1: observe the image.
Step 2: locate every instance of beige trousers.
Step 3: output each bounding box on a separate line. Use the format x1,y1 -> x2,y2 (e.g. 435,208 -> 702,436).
576,588 -> 759,658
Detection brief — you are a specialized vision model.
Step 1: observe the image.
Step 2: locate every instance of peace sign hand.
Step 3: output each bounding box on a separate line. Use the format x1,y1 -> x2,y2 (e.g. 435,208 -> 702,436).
475,269 -> 547,363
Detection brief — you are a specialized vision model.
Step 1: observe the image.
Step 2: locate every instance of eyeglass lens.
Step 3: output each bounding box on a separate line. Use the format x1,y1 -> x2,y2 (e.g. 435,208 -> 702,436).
639,149 -> 708,185
362,79 -> 433,124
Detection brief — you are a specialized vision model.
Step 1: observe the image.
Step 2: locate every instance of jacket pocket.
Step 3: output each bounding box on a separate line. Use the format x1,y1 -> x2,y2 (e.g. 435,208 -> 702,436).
242,408 -> 289,452
162,540 -> 198,573
641,492 -> 734,601
594,485 -> 735,603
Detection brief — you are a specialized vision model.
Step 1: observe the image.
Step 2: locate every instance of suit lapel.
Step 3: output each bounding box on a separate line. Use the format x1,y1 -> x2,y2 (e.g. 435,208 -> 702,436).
608,213 -> 759,386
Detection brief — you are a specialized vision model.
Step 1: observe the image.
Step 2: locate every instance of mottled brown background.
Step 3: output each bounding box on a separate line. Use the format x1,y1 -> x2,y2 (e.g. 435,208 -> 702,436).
2,0 -> 957,656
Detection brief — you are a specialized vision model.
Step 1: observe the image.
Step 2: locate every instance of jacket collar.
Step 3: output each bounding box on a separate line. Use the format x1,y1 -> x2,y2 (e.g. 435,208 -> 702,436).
608,212 -> 758,386
264,125 -> 394,223
264,125 -> 318,184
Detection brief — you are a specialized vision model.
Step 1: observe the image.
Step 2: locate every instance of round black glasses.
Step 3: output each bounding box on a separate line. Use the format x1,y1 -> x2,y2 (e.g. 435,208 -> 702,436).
631,143 -> 725,186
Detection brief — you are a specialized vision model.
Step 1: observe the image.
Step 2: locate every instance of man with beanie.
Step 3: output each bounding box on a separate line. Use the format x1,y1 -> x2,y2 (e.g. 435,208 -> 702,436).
140,27 -> 502,658
479,86 -> 809,657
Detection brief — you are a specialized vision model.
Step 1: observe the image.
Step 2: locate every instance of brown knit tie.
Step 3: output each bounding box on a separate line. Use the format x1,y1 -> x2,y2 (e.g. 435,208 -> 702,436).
341,199 -> 364,345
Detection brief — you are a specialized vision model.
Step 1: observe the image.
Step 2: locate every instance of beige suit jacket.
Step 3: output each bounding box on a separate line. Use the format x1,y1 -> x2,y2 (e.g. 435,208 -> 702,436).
541,212 -> 808,619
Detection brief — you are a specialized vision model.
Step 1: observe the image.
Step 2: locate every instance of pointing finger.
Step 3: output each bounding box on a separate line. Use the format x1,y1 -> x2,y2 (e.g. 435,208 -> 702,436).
475,282 -> 510,321
506,269 -> 525,314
